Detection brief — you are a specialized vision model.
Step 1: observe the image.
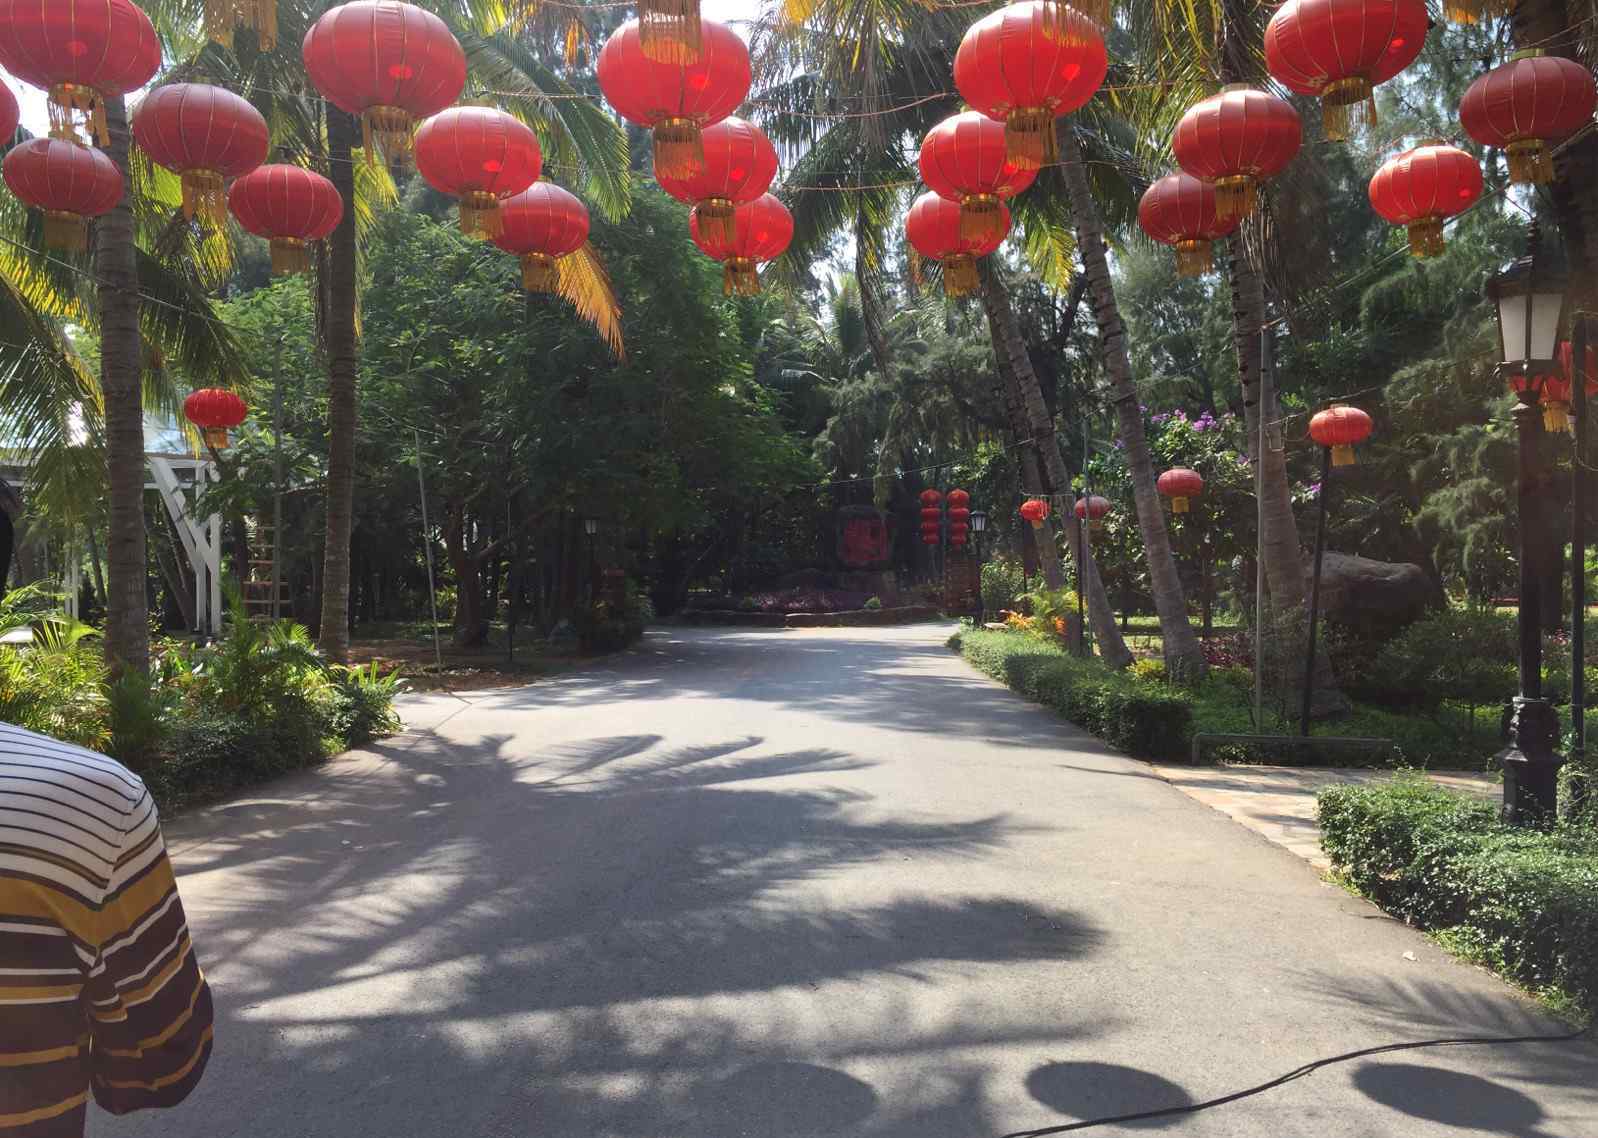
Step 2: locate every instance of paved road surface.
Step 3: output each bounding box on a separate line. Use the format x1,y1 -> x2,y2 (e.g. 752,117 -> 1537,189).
97,625 -> 1596,1137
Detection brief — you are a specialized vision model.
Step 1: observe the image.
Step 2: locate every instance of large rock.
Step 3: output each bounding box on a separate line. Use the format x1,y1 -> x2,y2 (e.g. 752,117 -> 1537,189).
1314,552 -> 1434,635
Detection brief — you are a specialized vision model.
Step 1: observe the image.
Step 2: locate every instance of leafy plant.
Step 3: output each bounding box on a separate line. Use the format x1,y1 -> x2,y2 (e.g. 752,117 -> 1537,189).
329,663 -> 405,746
863,595 -> 882,610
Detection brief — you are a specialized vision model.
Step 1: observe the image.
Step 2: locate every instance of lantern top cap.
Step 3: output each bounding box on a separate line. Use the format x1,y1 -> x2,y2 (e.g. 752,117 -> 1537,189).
1486,224 -> 1568,302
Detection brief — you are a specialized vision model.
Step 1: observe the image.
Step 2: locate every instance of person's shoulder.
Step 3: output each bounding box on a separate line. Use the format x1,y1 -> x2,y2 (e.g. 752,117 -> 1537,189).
0,720 -> 148,805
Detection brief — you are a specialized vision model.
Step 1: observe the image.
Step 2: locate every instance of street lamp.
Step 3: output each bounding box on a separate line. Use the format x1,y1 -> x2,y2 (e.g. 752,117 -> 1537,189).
970,510 -> 989,622
582,517 -> 599,607
1488,221 -> 1568,825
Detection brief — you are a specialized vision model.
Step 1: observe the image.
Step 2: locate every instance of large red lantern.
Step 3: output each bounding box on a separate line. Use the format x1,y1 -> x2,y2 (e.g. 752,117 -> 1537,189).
1157,467 -> 1203,513
919,111 -> 1038,244
1019,498 -> 1050,528
413,107 -> 543,239
1137,172 -> 1241,278
1173,87 -> 1302,220
132,84 -> 270,228
184,388 -> 248,450
1460,52 -> 1598,186
205,0 -> 276,51
953,2 -> 1107,171
228,164 -> 344,275
1264,0 -> 1428,141
493,182 -> 591,293
690,192 -> 792,296
302,1 -> 467,164
1367,141 -> 1482,258
0,0 -> 161,147
655,116 -> 777,246
1,80 -> 17,143
596,18 -> 750,180
2,138 -> 123,250
905,191 -> 1008,299
1308,404 -> 1373,466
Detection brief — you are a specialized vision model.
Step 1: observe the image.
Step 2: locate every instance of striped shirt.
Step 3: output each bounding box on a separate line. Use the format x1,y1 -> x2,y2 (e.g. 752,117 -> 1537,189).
0,723 -> 213,1136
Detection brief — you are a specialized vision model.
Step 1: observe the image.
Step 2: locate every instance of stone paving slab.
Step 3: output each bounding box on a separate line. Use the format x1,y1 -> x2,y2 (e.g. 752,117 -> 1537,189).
1147,763 -> 1499,871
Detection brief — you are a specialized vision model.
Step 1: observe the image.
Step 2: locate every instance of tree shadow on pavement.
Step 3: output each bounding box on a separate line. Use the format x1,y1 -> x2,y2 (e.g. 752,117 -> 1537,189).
1354,1063 -> 1553,1137
1024,1061 -> 1194,1130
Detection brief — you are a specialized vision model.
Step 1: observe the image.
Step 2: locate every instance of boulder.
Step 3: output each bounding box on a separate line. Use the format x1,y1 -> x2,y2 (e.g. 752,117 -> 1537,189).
1313,552 -> 1435,636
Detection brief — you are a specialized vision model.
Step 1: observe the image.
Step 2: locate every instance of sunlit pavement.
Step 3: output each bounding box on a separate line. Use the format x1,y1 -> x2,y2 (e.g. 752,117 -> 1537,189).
99,625 -> 1596,1137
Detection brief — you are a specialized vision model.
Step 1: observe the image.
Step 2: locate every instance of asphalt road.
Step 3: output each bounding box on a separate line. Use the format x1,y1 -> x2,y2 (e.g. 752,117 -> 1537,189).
97,625 -> 1596,1137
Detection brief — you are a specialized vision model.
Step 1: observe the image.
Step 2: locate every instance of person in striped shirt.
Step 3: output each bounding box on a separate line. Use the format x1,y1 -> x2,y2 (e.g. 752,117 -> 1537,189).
0,722 -> 213,1136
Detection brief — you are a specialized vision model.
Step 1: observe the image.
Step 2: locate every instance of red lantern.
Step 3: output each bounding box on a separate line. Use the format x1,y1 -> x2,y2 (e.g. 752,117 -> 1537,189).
1,80 -> 17,143
1019,498 -> 1050,528
596,18 -> 750,180
946,489 -> 971,508
1367,141 -> 1482,258
302,1 -> 467,164
1529,342 -> 1598,433
1173,87 -> 1302,220
921,527 -> 941,546
920,489 -> 943,506
905,191 -> 1008,299
1138,172 -> 1241,278
205,0 -> 276,51
0,0 -> 160,147
184,388 -> 248,450
1074,495 -> 1111,535
2,138 -> 123,251
954,2 -> 1107,171
133,84 -> 270,228
1308,404 -> 1373,466
949,524 -> 970,547
690,193 -> 792,296
1157,467 -> 1203,513
1264,0 -> 1428,141
655,116 -> 777,246
493,182 -> 591,293
413,107 -> 543,239
228,164 -> 344,276
1460,52 -> 1598,186
919,112 -> 1038,245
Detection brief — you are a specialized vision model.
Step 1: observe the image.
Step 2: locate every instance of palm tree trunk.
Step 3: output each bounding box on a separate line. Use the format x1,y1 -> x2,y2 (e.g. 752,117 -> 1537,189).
1057,125 -> 1204,678
318,107 -> 360,663
96,94 -> 149,676
980,260 -> 1134,668
992,340 -> 1066,592
1229,238 -> 1347,713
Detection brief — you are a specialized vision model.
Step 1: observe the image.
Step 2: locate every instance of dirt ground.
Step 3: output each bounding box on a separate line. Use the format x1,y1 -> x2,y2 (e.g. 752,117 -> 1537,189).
345,636 -> 578,692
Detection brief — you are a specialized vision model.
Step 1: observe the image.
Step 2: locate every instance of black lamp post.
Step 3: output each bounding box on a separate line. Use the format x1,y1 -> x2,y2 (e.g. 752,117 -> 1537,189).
583,517 -> 599,607
1488,222 -> 1568,825
970,509 -> 989,622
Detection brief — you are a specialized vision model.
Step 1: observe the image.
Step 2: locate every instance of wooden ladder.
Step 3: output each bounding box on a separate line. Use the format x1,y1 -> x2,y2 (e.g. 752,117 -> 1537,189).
242,518 -> 287,620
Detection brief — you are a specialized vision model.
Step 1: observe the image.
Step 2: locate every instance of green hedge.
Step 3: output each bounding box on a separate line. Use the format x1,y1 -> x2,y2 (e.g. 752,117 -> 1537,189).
1318,780 -> 1598,1017
954,629 -> 1193,760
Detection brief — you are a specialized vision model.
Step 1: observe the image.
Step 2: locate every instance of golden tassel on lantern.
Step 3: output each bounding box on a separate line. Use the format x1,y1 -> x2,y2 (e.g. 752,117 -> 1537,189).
722,257 -> 761,297
42,211 -> 90,253
521,252 -> 560,293
1321,76 -> 1376,142
942,255 -> 980,298
1442,0 -> 1483,20
696,197 -> 737,246
269,237 -> 310,276
1406,217 -> 1446,258
1174,239 -> 1212,278
639,0 -> 702,65
653,118 -> 705,180
204,427 -> 232,450
1005,107 -> 1058,173
1544,401 -> 1571,433
1212,174 -> 1257,220
1506,138 -> 1555,185
362,106 -> 416,165
1331,444 -> 1357,467
1171,496 -> 1190,513
205,0 -> 278,51
959,194 -> 1005,245
459,191 -> 504,239
48,83 -> 107,147
180,169 -> 230,229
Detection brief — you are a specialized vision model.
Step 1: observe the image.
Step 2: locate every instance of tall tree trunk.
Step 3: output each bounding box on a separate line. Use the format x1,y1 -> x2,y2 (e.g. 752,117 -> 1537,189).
1058,125 -> 1204,678
1229,237 -> 1347,713
980,261 -> 1134,668
96,94 -> 149,676
318,108 -> 360,663
993,366 -> 1065,591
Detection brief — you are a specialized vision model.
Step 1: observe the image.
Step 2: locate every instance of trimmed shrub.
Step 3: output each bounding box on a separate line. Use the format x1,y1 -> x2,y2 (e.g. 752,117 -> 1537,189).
1319,780 -> 1598,1015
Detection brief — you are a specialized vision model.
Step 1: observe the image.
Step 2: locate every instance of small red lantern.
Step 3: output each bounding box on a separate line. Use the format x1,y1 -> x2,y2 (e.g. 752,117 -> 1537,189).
920,489 -> 943,505
1,81 -> 18,143
949,524 -> 970,548
302,1 -> 467,164
1157,467 -> 1203,513
1075,494 -> 1111,533
133,84 -> 270,228
228,164 -> 345,275
1460,52 -> 1598,186
1368,141 -> 1482,258
184,388 -> 248,449
1264,0 -> 1428,141
493,182 -> 591,294
596,18 -> 750,180
205,0 -> 277,51
1173,87 -> 1302,220
1138,172 -> 1241,278
2,138 -> 123,251
690,193 -> 792,296
413,107 -> 543,239
905,191 -> 1008,299
655,116 -> 777,246
1308,404 -> 1373,466
1019,498 -> 1050,529
919,112 -> 1038,244
946,489 -> 970,508
953,2 -> 1107,171
1527,342 -> 1598,433
0,0 -> 160,147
